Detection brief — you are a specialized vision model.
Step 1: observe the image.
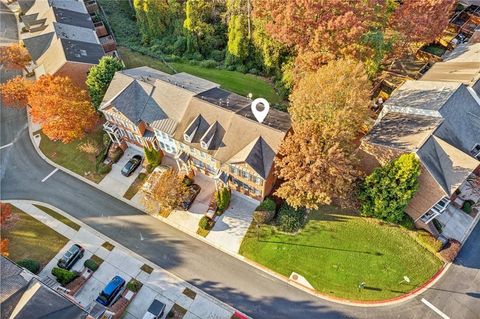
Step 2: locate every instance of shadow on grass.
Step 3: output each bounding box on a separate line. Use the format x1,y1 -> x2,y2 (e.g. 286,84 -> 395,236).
257,239 -> 384,256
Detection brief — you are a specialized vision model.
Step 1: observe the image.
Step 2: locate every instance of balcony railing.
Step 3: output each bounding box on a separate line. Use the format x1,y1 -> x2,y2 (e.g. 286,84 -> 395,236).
103,121 -> 117,133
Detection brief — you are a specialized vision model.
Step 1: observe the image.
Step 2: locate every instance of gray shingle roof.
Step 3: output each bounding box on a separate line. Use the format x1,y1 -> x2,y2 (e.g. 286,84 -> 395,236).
383,80 -> 461,111
363,112 -> 442,151
228,137 -> 275,178
61,38 -> 105,64
52,7 -> 93,29
22,32 -> 54,60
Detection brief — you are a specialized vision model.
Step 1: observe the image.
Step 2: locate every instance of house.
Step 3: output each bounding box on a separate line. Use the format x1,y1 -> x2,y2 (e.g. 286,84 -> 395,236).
100,66 -> 291,201
18,0 -> 109,88
1,256 -> 89,319
361,79 -> 480,241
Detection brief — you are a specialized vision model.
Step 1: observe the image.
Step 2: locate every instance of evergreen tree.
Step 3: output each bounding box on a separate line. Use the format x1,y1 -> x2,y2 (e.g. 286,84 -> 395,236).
86,56 -> 123,109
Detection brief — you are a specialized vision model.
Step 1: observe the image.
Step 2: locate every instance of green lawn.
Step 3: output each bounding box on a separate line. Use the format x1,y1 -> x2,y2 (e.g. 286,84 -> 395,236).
33,204 -> 81,231
2,206 -> 69,268
239,207 -> 443,301
118,47 -> 283,105
37,127 -> 107,183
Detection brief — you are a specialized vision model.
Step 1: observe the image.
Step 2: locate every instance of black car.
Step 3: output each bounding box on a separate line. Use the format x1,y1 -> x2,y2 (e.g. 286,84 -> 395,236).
179,184 -> 201,210
142,299 -> 166,319
121,155 -> 142,177
57,244 -> 84,270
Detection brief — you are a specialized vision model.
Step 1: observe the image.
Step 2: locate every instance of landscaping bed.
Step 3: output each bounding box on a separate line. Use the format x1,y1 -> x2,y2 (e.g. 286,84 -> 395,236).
36,127 -> 108,183
1,206 -> 68,268
123,172 -> 148,200
239,206 -> 443,301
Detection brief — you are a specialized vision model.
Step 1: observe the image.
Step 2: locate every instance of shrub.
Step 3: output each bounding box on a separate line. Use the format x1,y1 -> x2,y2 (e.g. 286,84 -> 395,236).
253,210 -> 275,224
84,259 -> 99,272
209,49 -> 225,62
416,231 -> 443,254
126,278 -> 143,292
215,187 -> 231,212
249,68 -> 260,75
146,164 -> 155,174
96,163 -> 111,174
440,239 -> 461,262
276,204 -> 306,233
235,64 -> 248,73
78,141 -> 99,154
182,176 -> 193,186
198,216 -> 213,230
399,216 -> 415,230
462,200 -> 474,214
51,267 -> 78,286
256,198 -> 276,212
144,147 -> 163,168
199,59 -> 217,68
17,259 -> 40,274
359,153 -> 421,224
188,59 -> 199,66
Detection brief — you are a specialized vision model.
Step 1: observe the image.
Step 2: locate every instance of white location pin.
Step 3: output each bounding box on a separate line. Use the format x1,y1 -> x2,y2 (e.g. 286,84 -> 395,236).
251,98 -> 270,123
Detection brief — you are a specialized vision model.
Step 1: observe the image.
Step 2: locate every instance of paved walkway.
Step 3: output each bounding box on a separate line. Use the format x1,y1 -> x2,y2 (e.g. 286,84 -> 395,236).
6,200 -> 242,319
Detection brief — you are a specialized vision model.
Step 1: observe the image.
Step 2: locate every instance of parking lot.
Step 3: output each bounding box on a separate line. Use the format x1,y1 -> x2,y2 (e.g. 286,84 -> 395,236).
25,202 -> 238,319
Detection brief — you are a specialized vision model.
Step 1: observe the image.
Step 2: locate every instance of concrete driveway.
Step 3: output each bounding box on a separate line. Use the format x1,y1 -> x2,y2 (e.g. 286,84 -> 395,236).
207,192 -> 258,253
98,148 -> 144,198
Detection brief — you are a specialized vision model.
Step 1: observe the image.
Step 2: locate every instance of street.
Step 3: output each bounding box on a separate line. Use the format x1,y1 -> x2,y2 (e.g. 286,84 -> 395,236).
1,2 -> 479,318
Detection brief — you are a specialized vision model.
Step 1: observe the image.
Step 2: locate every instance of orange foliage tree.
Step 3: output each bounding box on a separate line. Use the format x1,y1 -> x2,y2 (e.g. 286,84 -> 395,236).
0,76 -> 31,107
0,44 -> 31,73
0,75 -> 97,143
29,75 -> 98,143
0,239 -> 9,257
389,0 -> 456,52
0,203 -> 13,225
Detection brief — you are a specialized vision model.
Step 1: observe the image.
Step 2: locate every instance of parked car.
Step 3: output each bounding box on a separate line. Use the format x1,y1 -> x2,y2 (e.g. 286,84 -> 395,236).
121,155 -> 142,177
57,244 -> 84,270
142,299 -> 166,319
96,276 -> 125,306
179,184 -> 201,210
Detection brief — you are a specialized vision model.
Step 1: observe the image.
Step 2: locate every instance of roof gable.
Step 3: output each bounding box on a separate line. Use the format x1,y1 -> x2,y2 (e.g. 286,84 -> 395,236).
228,137 -> 275,179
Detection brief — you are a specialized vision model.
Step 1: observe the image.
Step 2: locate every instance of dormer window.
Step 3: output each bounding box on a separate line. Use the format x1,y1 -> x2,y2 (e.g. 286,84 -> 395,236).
184,115 -> 201,143
200,121 -> 218,150
470,143 -> 480,160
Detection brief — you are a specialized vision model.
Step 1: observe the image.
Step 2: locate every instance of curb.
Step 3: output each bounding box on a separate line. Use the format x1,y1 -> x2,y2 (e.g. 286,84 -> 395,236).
26,114 -> 451,308
3,199 -> 246,318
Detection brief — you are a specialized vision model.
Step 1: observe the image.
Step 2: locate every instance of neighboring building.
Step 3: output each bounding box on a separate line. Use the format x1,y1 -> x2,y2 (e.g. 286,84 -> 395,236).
100,67 -> 291,201
18,0 -> 113,87
361,79 -> 480,240
1,256 -> 89,319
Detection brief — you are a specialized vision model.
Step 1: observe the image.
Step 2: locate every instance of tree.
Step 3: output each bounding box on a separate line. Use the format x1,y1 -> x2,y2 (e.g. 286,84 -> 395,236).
253,0 -> 379,73
86,56 -> 124,109
289,59 -> 372,148
0,44 -> 31,73
226,0 -> 250,63
0,76 -> 31,107
275,126 -> 361,210
143,169 -> 187,213
389,0 -> 456,53
2,75 -> 97,143
359,153 -> 421,223
0,239 -> 9,257
0,203 -> 13,225
29,76 -> 98,143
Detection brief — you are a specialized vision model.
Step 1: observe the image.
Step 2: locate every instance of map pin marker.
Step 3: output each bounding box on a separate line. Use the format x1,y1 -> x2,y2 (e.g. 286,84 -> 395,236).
251,98 -> 270,123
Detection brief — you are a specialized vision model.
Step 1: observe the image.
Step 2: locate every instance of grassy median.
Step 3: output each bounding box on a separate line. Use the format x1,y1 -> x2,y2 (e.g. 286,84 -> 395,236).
239,206 -> 443,301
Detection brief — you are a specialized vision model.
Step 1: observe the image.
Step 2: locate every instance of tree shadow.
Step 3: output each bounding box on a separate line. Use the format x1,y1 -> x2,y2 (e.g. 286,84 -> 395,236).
257,240 -> 384,256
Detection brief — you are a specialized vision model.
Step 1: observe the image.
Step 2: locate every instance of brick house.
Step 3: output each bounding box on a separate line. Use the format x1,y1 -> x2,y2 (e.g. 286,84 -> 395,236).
18,0 -> 106,88
100,67 -> 291,201
361,79 -> 480,240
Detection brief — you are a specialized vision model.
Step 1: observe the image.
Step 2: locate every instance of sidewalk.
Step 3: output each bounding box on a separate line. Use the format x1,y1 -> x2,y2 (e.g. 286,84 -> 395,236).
26,118 -> 454,308
5,200 -> 244,319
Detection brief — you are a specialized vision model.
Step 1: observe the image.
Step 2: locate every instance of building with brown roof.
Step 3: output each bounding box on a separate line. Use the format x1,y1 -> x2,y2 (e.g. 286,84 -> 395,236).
361,78 -> 480,240
100,67 -> 290,200
18,0 -> 112,88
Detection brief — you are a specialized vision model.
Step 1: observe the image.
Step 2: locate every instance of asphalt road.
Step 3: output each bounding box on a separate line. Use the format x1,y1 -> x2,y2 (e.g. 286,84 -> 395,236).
1,3 -> 479,318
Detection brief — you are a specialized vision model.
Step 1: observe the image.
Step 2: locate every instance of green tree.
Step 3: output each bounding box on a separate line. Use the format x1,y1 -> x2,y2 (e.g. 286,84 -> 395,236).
86,56 -> 123,109
226,0 -> 250,63
359,153 -> 421,223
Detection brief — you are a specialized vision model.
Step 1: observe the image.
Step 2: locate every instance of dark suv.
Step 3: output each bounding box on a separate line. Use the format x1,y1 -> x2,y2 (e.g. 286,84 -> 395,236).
57,244 -> 84,270
96,276 -> 125,306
